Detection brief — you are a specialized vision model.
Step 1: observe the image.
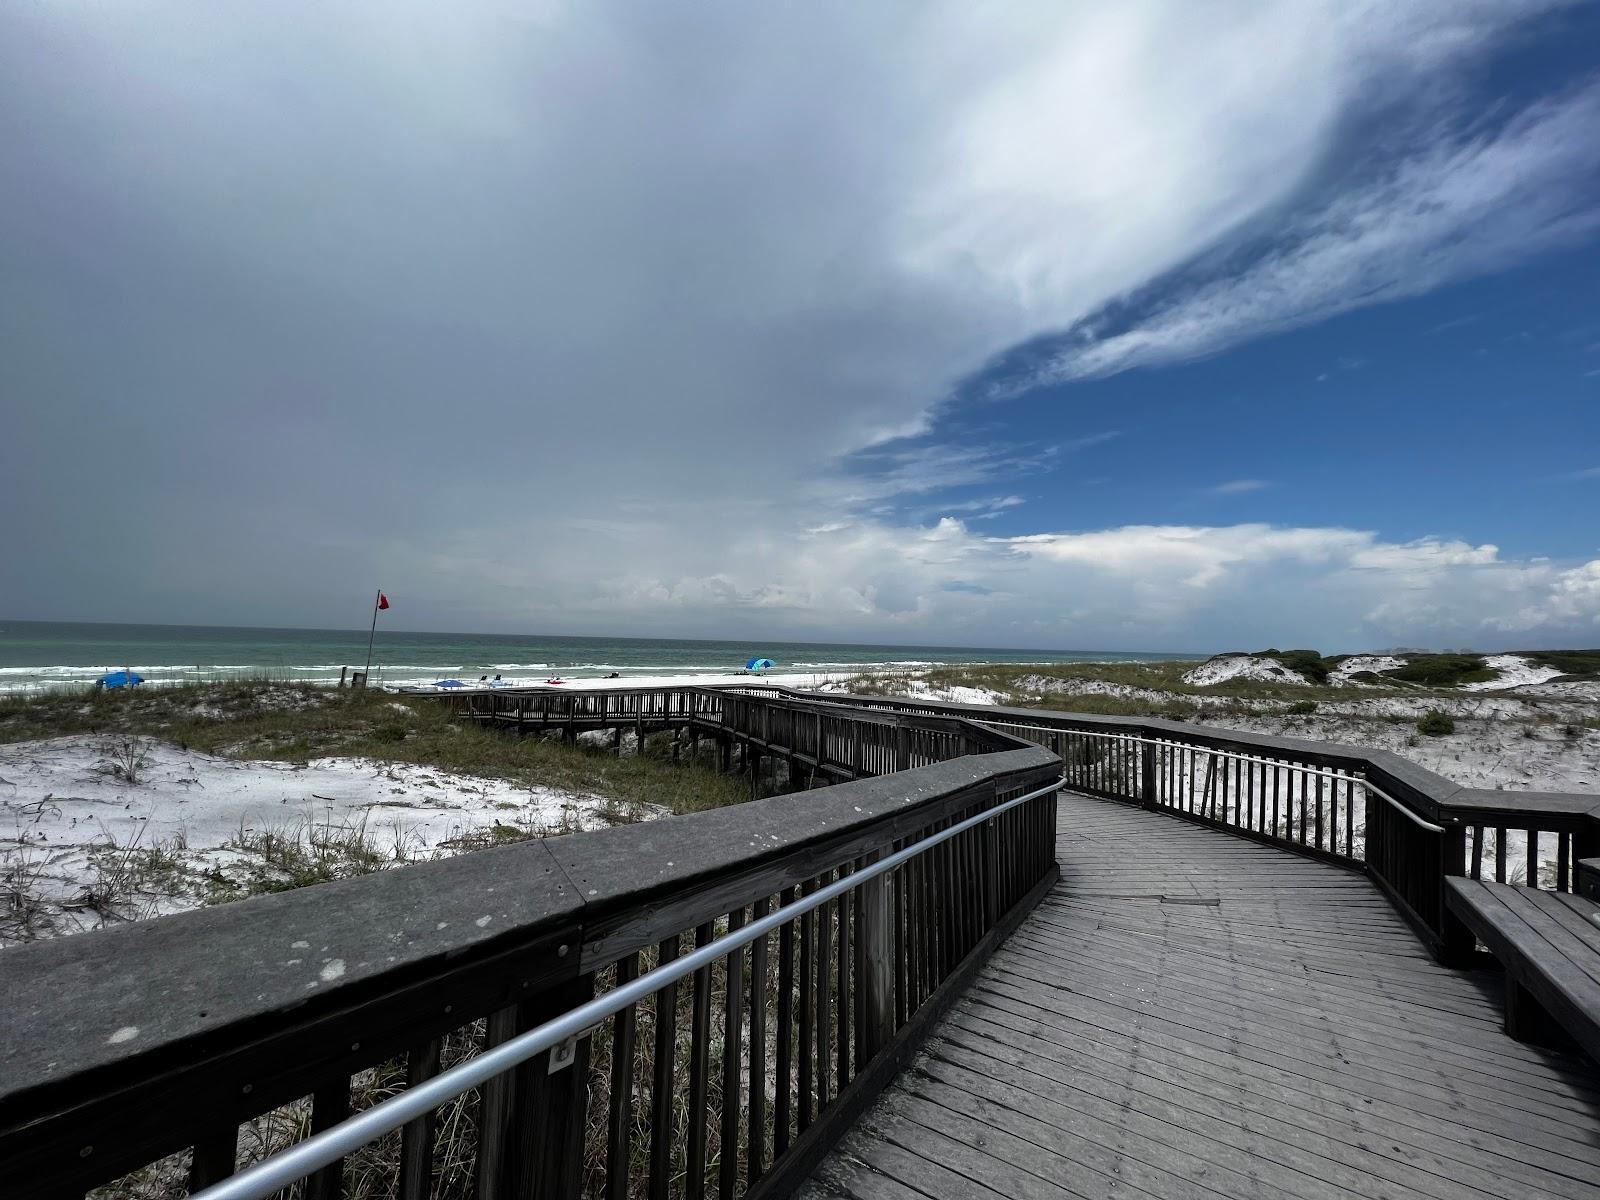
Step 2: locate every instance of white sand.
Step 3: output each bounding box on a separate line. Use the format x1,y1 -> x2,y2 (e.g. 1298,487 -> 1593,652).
401,670 -> 852,695
1182,655 -> 1311,686
1328,655 -> 1406,685
0,736 -> 637,944
1460,654 -> 1567,691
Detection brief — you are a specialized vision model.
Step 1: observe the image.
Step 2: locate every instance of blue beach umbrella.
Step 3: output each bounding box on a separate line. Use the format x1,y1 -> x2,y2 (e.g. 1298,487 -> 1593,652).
745,657 -> 776,671
97,670 -> 143,689
434,678 -> 467,689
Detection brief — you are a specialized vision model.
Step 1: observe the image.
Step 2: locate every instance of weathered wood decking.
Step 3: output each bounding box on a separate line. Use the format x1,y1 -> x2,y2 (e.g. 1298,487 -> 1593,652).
804,791 -> 1600,1200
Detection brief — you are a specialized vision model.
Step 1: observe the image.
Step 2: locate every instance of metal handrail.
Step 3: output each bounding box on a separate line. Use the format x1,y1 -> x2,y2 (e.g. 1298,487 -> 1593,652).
193,775 -> 1065,1200
977,720 -> 1448,835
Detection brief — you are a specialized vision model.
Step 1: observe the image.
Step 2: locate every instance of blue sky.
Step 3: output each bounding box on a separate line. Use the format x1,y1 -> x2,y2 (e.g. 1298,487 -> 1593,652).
1,2 -> 1598,653
881,242 -> 1600,553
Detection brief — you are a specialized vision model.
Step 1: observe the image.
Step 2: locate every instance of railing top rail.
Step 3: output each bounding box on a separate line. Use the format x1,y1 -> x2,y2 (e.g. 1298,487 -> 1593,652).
0,741 -> 1056,1123
766,686 -> 1598,830
190,774 -> 1065,1200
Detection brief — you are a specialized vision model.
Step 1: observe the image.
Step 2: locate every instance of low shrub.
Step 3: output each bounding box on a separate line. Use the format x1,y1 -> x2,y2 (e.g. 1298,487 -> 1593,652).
1285,700 -> 1318,716
1523,649 -> 1600,680
1416,710 -> 1455,737
1267,650 -> 1331,685
1389,655 -> 1494,687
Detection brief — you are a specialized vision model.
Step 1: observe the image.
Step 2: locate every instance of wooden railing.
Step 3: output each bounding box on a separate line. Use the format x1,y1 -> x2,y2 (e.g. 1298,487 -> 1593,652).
766,688 -> 1600,961
0,691 -> 1059,1200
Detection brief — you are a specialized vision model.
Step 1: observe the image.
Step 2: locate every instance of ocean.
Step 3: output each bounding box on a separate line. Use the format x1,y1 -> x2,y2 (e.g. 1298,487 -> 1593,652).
0,620 -> 1193,694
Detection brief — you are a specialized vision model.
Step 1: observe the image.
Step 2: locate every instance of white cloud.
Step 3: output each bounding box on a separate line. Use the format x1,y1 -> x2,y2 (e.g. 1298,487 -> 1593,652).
1033,79 -> 1600,382
388,515 -> 1600,651
1208,479 -> 1271,495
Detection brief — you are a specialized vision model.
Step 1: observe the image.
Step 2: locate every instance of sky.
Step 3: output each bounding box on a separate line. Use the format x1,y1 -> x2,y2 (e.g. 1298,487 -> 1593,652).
2,1 -> 1598,655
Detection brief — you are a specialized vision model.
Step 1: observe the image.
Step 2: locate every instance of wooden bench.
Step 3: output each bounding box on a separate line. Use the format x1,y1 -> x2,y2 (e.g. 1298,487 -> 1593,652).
1445,875 -> 1600,1064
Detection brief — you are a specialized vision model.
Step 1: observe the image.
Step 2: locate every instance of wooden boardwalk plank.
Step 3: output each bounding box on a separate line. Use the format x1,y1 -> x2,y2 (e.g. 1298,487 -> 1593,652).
807,791 -> 1600,1200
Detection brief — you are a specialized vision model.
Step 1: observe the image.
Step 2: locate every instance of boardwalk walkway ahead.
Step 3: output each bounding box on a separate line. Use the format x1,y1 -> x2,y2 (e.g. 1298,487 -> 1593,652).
805,792 -> 1600,1200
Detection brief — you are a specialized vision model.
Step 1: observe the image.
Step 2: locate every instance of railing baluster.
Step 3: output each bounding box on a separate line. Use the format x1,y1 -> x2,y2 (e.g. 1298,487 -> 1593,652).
398,1038 -> 442,1200
1345,777 -> 1356,857
647,935 -> 680,1200
836,871 -> 851,1090
605,953 -> 640,1200
749,898 -> 770,1186
893,847 -> 908,1028
719,908 -> 747,1200
187,1127 -> 238,1192
798,880 -> 815,1132
686,921 -> 715,1200
475,1006 -> 520,1200
816,879 -> 833,1110
1328,770 -> 1339,852
774,889 -> 795,1157
304,1077 -> 352,1200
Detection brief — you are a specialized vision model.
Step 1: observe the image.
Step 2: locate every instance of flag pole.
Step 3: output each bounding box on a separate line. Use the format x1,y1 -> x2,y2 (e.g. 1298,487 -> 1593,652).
363,590 -> 381,679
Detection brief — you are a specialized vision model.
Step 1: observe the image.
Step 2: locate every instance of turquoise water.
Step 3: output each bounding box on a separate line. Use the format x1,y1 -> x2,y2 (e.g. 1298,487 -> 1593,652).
0,620 -> 1195,693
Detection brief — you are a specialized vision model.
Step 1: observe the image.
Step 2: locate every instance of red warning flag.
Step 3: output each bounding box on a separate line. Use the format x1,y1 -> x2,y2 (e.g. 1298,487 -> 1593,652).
377,592 -> 390,610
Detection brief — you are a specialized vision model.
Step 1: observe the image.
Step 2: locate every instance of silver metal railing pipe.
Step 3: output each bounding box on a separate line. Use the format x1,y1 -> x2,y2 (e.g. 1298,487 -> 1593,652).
193,775 -> 1065,1200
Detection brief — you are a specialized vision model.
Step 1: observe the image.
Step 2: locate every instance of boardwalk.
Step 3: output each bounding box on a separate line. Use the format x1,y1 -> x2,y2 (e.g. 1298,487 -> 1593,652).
804,792 -> 1600,1200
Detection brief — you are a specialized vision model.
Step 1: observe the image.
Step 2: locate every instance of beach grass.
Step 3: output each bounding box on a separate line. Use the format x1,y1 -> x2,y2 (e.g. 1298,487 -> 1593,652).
831,660 -> 1378,716
0,680 -> 749,816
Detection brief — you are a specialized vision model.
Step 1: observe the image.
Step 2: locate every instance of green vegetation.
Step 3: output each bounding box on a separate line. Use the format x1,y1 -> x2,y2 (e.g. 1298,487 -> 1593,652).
1252,649 -> 1332,684
0,681 -> 749,817
1387,654 -> 1495,687
1285,700 -> 1319,715
1523,649 -> 1600,680
1416,710 -> 1456,736
838,656 -> 1392,721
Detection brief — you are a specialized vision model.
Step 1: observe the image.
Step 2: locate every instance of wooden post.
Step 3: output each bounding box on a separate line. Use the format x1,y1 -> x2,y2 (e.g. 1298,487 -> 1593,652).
980,806 -> 1000,928
475,1007 -> 521,1199
858,850 -> 894,1059
895,725 -> 911,772
338,666 -> 348,689
511,976 -> 596,1200
1438,820 -> 1475,965
1140,739 -> 1157,808
303,1080 -> 352,1200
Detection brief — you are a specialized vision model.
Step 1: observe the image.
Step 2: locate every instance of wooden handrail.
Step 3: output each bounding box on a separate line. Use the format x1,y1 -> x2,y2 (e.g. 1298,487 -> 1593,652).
0,689 -> 1060,1200
777,686 -> 1600,958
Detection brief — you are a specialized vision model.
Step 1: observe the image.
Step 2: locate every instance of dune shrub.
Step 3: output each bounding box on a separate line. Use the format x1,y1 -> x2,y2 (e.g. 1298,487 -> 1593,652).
1416,710 -> 1455,736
